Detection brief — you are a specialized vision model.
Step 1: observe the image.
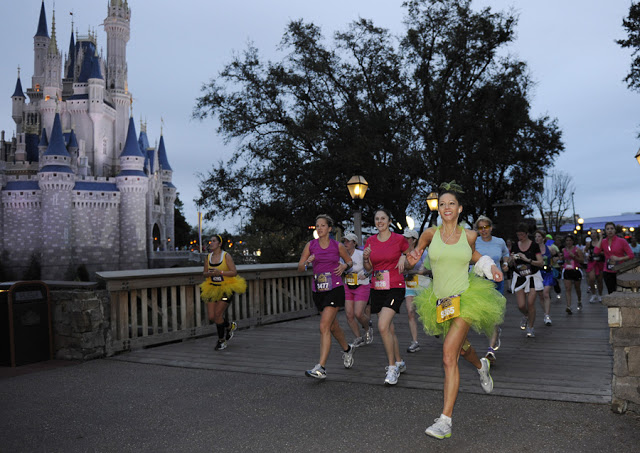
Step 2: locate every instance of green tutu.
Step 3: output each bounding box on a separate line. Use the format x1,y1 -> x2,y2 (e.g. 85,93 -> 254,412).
414,273 -> 506,338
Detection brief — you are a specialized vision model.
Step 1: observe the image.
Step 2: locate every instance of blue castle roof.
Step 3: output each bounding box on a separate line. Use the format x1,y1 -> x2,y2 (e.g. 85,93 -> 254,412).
118,169 -> 147,178
2,180 -> 40,191
26,133 -> 40,162
66,29 -> 75,79
65,129 -> 79,149
147,149 -> 155,173
35,1 -> 48,38
74,181 -> 118,192
38,128 -> 48,147
77,41 -> 102,83
42,113 -> 70,158
120,117 -> 144,158
12,77 -> 25,98
157,135 -> 172,171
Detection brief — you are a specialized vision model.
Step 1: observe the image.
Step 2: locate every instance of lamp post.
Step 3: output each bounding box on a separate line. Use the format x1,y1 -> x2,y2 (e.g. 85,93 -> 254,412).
427,192 -> 439,227
347,175 -> 369,245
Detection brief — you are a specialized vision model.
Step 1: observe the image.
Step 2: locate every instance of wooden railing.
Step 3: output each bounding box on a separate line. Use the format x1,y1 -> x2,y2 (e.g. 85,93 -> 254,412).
97,264 -> 314,353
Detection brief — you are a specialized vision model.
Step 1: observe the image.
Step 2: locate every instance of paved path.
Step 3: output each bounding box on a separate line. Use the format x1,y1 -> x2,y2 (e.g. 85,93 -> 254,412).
111,284 -> 612,404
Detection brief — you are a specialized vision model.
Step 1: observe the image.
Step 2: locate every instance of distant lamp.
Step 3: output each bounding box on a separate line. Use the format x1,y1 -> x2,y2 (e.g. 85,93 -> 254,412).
576,225 -> 581,231
573,230 -> 578,234
396,222 -> 403,230
427,192 -> 439,212
406,216 -> 415,230
578,218 -> 584,225
347,175 -> 369,200
631,227 -> 636,232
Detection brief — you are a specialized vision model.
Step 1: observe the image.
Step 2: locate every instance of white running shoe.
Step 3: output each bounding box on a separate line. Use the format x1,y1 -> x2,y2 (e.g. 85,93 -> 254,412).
589,295 -> 598,304
520,316 -> 528,330
396,361 -> 406,373
425,415 -> 452,439
526,327 -> 536,338
352,336 -> 365,348
477,357 -> 494,393
544,314 -> 552,326
407,341 -> 420,353
305,364 -> 326,379
365,326 -> 374,345
342,345 -> 355,368
384,365 -> 399,385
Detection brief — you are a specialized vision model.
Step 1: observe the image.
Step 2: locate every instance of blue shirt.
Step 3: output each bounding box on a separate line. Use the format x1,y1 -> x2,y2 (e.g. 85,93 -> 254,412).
475,236 -> 509,265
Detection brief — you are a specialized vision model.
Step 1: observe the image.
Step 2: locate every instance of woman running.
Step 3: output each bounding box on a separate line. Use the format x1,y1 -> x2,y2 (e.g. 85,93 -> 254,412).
403,229 -> 430,353
561,235 -> 584,314
408,182 -> 506,440
363,208 -> 409,386
474,216 -> 509,364
298,215 -> 355,379
509,224 -> 544,338
534,230 -> 555,326
200,234 -> 247,350
341,232 -> 372,347
593,222 -> 634,294
584,236 -> 604,303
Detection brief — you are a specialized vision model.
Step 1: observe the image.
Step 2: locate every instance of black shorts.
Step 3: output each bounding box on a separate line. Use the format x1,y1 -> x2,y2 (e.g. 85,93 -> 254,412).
562,269 -> 582,281
312,286 -> 345,311
369,288 -> 405,314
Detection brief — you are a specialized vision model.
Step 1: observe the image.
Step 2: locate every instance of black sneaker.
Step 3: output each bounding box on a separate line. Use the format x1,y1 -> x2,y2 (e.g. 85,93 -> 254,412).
214,340 -> 227,351
226,321 -> 237,341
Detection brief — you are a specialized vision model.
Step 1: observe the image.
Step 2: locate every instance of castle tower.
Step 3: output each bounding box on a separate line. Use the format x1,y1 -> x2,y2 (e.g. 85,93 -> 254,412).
42,10 -> 62,133
62,23 -> 76,98
157,134 -> 176,248
103,0 -> 131,154
116,117 -> 148,269
31,0 -> 50,97
38,112 -> 75,279
11,71 -> 26,134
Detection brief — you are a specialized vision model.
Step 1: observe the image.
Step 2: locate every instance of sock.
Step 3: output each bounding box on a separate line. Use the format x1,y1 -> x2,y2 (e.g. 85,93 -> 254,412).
440,414 -> 452,424
320,365 -> 325,370
344,345 -> 351,353
216,323 -> 225,340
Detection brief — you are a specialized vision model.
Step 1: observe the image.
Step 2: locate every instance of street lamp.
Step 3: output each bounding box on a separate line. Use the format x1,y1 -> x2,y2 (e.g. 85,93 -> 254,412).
427,192 -> 439,226
347,175 -> 369,244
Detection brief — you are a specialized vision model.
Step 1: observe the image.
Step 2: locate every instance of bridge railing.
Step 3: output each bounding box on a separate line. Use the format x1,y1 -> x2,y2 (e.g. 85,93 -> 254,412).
97,264 -> 314,353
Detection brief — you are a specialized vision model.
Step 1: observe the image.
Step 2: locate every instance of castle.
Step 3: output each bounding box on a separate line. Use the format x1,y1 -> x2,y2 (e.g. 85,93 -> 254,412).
0,1 -> 176,280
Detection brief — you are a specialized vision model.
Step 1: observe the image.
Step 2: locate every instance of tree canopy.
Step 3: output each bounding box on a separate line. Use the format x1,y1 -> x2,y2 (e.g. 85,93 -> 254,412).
618,1 -> 640,92
194,0 -> 563,250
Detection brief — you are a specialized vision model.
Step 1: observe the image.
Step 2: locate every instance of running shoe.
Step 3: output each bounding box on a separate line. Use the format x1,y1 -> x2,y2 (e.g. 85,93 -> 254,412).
305,364 -> 327,379
526,327 -> 535,338
520,316 -> 528,330
225,321 -> 237,341
342,345 -> 355,368
365,326 -> 374,345
577,302 -> 582,312
485,347 -> 496,366
352,336 -> 365,348
407,341 -> 421,353
396,361 -> 407,373
214,340 -> 227,351
477,357 -> 493,393
494,327 -> 502,350
589,295 -> 598,304
556,294 -> 562,300
425,415 -> 452,439
544,314 -> 552,326
384,365 -> 399,385
566,306 -> 572,315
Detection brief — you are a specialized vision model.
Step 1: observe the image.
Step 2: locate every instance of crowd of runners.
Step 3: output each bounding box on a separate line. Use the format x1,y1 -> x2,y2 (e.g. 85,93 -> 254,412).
198,182 -> 637,441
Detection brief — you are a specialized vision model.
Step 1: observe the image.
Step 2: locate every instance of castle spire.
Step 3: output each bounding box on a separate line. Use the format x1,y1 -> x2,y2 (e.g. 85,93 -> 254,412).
36,0 -> 49,38
48,9 -> 59,55
12,68 -> 25,98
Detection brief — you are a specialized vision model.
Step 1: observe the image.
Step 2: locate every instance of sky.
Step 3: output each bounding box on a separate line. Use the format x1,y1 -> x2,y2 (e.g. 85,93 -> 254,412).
1,0 -> 639,233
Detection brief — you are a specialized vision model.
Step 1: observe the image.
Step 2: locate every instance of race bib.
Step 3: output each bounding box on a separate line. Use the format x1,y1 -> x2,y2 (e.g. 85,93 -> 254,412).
436,295 -> 461,323
373,270 -> 390,290
315,273 -> 333,292
405,274 -> 419,289
516,264 -> 532,276
593,255 -> 603,262
345,273 -> 358,286
210,275 -> 224,283
607,259 -> 615,271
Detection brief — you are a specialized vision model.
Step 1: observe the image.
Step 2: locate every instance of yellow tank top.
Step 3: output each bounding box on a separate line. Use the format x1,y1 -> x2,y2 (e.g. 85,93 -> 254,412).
429,226 -> 471,299
209,251 -> 230,272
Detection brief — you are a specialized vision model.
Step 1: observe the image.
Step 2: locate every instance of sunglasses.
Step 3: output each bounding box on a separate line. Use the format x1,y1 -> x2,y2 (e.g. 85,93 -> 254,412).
477,225 -> 491,231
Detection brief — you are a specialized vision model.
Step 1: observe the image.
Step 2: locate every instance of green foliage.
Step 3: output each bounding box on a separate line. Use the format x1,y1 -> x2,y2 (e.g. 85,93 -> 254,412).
618,2 -> 640,91
194,0 -> 563,244
174,194 -> 194,248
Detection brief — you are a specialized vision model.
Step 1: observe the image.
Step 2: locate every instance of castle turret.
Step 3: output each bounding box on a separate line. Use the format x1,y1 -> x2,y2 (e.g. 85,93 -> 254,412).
104,0 -> 131,154
11,71 -> 26,134
41,10 -> 62,132
116,117 -> 148,269
31,1 -> 50,99
157,134 -> 176,247
62,25 -> 76,97
38,112 -> 75,279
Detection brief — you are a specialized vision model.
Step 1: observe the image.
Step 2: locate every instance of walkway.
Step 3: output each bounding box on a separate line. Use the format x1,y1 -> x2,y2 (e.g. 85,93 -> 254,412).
111,286 -> 612,404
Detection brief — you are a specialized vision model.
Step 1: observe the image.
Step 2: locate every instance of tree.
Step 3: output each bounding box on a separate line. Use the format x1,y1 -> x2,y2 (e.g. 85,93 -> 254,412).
174,194 -> 194,248
618,2 -> 640,92
194,0 -> 563,242
534,171 -> 575,234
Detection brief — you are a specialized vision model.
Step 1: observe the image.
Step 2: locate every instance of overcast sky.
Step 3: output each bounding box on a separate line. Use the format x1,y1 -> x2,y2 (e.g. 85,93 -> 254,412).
1,0 -> 639,232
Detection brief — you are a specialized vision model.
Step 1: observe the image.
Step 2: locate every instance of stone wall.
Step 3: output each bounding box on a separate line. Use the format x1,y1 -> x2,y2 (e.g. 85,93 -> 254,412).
603,291 -> 640,414
50,288 -> 112,360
